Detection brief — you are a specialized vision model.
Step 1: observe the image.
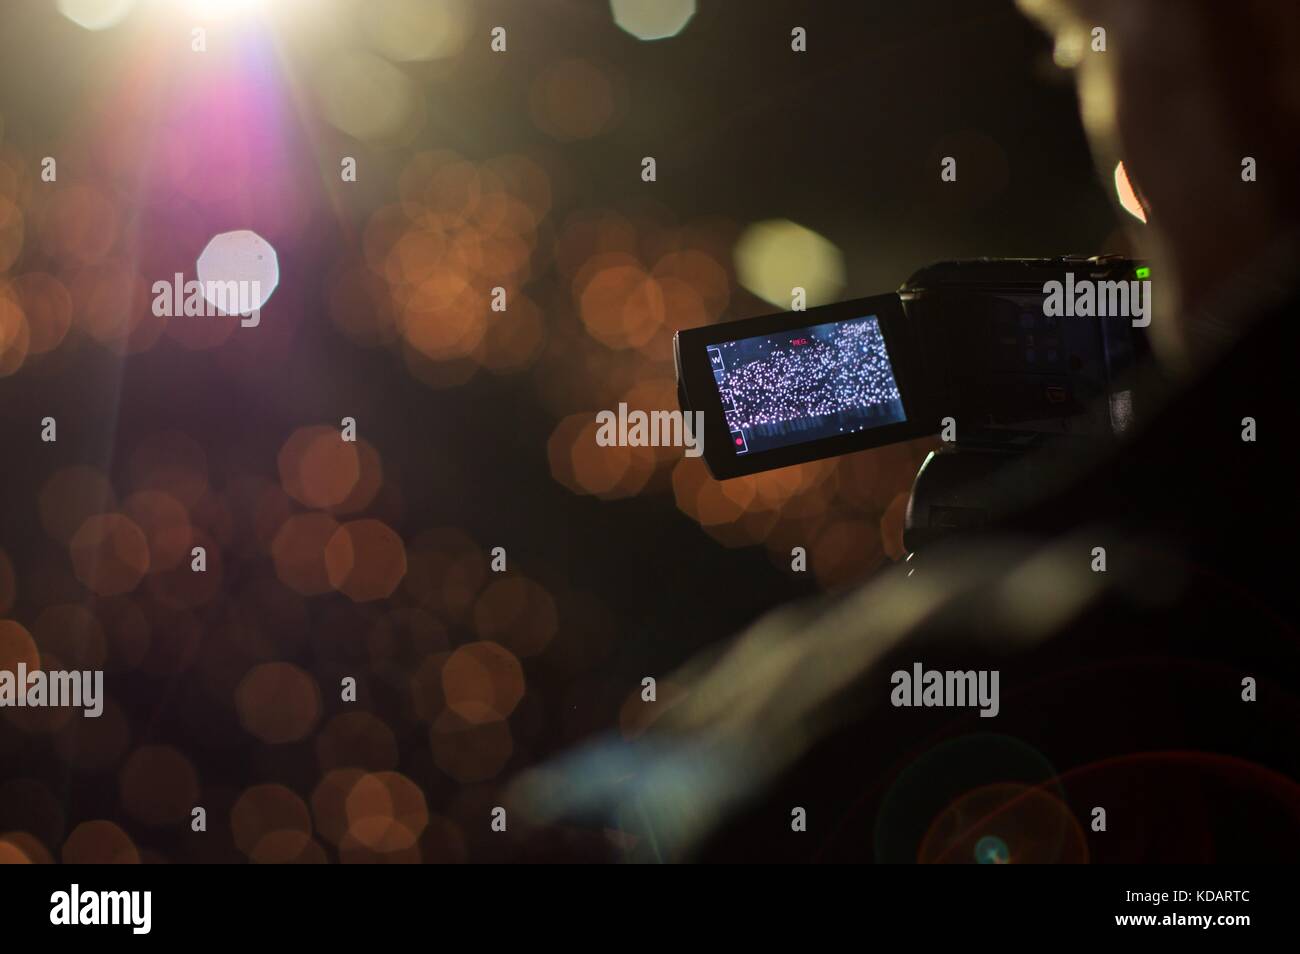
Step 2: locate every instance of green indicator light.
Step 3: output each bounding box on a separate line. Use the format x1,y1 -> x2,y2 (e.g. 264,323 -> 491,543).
1135,266 -> 1150,279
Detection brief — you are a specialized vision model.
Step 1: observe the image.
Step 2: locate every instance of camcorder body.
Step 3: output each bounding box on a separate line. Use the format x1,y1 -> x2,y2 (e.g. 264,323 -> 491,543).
674,256 -> 1153,551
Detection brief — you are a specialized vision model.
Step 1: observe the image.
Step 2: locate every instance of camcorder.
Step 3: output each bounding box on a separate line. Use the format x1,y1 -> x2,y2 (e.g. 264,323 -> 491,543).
674,256 -> 1154,551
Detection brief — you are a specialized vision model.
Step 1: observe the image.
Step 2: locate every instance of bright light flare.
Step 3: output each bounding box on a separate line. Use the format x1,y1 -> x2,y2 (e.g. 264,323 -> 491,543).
176,0 -> 268,21
1114,161 -> 1148,224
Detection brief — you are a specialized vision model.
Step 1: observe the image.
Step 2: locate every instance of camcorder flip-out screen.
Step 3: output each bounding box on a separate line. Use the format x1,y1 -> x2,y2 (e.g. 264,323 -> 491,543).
677,257 -> 1150,481
675,293 -> 931,479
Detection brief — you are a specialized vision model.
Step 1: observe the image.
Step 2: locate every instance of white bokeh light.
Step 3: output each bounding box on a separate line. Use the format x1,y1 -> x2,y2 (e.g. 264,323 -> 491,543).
56,0 -> 137,31
196,230 -> 279,315
610,0 -> 696,42
734,219 -> 845,308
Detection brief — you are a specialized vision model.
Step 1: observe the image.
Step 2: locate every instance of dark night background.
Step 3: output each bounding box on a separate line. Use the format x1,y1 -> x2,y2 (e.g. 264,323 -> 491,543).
0,1 -> 1133,862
